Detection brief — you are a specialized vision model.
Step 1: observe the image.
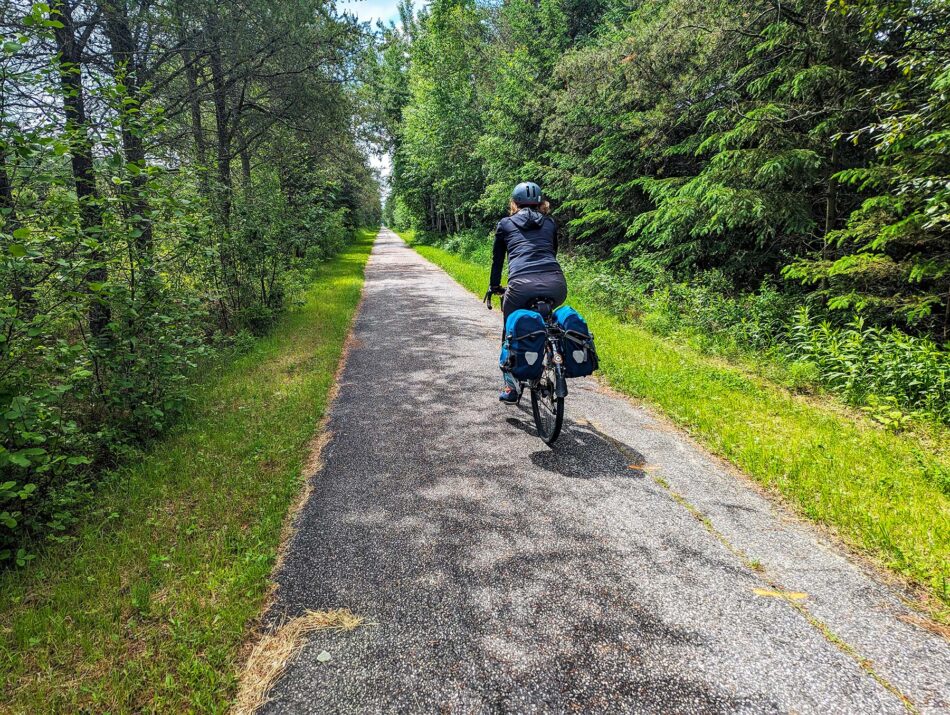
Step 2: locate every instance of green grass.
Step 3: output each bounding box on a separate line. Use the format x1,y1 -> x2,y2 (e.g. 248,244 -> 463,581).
402,231 -> 950,616
0,229 -> 376,712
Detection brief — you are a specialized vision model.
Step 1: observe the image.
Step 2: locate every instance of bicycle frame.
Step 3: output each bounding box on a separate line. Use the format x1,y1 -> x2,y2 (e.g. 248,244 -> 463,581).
487,287 -> 568,445
524,322 -> 567,396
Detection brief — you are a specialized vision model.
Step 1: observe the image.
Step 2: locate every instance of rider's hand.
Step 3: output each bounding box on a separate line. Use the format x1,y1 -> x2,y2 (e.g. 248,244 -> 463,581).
490,285 -> 504,294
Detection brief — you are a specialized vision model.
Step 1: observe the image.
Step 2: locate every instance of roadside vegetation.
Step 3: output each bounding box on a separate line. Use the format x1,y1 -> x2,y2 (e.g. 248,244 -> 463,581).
401,229 -> 950,619
430,230 -> 950,430
371,0 -> 950,426
0,1 -> 379,564
0,229 -> 374,712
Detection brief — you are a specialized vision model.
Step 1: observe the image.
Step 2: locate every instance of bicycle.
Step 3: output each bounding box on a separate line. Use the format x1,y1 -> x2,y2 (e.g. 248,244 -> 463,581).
484,287 -> 567,445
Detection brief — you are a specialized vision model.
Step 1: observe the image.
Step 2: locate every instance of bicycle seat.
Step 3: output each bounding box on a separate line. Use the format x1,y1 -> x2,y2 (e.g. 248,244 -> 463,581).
528,298 -> 556,321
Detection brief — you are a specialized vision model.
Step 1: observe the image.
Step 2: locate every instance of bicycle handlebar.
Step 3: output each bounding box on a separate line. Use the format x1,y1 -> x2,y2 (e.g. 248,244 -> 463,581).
483,285 -> 506,310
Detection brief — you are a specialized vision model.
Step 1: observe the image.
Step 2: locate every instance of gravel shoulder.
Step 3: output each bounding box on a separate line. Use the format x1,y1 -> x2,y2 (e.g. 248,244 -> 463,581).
263,230 -> 949,714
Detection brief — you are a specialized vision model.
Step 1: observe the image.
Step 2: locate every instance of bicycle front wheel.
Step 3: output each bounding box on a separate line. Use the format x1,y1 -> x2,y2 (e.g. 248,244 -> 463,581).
531,372 -> 564,445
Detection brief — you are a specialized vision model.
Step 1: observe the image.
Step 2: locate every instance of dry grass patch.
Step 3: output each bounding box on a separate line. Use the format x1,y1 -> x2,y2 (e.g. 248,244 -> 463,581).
232,609 -> 363,715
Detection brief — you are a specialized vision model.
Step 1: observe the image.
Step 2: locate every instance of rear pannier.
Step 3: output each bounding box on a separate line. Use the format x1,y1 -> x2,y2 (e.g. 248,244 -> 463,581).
500,309 -> 547,381
554,306 -> 598,378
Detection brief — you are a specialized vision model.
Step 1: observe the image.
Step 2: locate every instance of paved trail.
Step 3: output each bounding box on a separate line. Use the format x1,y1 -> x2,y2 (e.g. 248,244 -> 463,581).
264,230 -> 949,714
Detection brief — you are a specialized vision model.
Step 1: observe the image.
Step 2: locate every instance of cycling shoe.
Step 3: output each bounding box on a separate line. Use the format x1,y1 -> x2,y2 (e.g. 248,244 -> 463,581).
499,385 -> 519,404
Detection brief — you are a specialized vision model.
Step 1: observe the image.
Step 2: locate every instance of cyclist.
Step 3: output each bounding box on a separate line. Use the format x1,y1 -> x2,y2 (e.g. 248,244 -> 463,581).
490,181 -> 567,403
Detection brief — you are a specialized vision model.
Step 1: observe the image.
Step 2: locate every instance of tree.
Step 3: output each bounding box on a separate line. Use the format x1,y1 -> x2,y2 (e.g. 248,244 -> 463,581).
785,0 -> 950,336
0,0 -> 380,559
395,0 -> 486,233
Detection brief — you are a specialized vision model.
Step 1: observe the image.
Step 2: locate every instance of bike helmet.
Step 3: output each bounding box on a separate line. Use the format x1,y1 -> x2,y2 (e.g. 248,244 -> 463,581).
511,181 -> 542,206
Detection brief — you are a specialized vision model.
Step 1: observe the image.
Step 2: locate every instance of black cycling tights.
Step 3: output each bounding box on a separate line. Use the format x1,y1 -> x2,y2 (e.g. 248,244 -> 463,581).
501,270 -> 568,340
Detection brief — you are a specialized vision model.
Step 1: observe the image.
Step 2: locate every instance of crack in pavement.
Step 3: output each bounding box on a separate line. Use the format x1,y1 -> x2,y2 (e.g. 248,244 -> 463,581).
584,417 -> 918,712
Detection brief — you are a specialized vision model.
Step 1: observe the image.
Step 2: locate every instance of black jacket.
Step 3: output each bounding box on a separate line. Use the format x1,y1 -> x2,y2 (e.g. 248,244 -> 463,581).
490,208 -> 561,286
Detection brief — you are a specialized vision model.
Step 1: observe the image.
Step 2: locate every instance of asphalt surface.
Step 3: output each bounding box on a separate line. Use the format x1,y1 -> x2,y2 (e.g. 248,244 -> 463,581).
263,229 -> 950,714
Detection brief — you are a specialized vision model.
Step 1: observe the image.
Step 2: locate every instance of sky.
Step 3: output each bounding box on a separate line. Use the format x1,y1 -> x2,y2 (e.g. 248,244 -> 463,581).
341,1 -> 404,191
339,0 -> 404,26
369,152 -> 393,184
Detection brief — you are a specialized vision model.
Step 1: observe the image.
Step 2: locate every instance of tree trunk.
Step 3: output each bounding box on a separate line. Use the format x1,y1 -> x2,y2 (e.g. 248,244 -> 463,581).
239,127 -> 252,184
824,146 -> 838,240
207,11 -> 232,230
181,46 -> 210,196
102,0 -> 154,268
0,143 -> 35,318
52,0 -> 110,343
205,10 -> 238,323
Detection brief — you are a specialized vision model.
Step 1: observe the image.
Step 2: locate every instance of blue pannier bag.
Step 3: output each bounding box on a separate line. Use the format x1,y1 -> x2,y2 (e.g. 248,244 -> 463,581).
554,306 -> 598,378
500,309 -> 546,381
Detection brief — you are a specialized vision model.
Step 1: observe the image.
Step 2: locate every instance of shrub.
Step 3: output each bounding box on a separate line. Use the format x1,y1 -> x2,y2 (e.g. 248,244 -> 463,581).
786,308 -> 950,423
442,228 -> 493,262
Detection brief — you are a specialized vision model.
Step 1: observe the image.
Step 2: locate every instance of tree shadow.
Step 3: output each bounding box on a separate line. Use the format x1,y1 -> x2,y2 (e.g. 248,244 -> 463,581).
262,233 -> 782,713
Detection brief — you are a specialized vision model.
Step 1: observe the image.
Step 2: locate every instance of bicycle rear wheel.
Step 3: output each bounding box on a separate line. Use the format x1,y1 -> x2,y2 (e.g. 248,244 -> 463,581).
531,370 -> 564,445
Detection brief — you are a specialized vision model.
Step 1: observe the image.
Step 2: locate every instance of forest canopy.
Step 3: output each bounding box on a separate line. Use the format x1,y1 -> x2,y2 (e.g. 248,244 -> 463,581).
379,0 -> 949,338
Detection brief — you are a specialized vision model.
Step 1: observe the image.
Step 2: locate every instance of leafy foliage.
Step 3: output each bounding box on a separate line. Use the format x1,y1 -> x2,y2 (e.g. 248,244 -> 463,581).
379,0 -> 949,419
787,309 -> 950,424
0,0 -> 380,559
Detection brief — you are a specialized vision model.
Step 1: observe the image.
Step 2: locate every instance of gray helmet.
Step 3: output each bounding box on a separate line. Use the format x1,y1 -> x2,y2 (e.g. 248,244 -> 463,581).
511,181 -> 542,206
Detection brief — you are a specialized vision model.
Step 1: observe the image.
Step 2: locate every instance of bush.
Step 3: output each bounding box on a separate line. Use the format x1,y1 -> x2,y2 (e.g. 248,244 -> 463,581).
0,289 -> 214,561
0,171 -> 365,564
785,360 -> 822,393
786,308 -> 950,423
442,229 -> 493,263
565,259 -> 798,354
